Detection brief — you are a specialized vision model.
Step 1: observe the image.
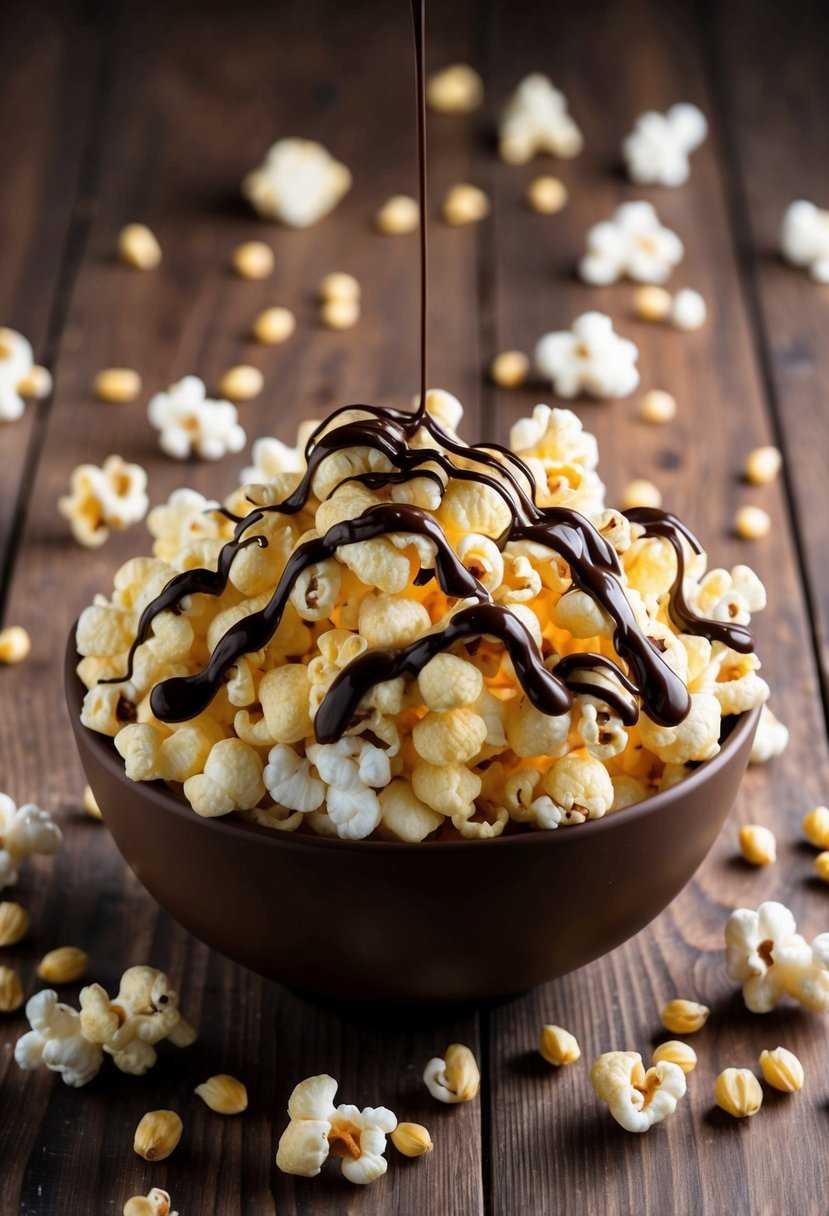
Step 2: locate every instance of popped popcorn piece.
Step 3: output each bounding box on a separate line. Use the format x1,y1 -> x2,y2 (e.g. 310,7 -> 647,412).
93,368 -> 142,403
579,202 -> 684,286
622,479 -> 662,510
527,175 -> 568,214
443,183 -> 490,226
37,946 -> 89,984
17,363 -> 52,400
0,625 -> 31,664
59,454 -> 149,547
117,224 -> 162,270
759,1047 -> 803,1093
378,780 -> 443,842
252,306 -> 296,345
79,964 -> 196,1075
802,806 -> 829,849
375,195 -> 419,235
734,504 -> 771,540
321,296 -> 360,329
418,653 -> 482,711
539,1024 -> 580,1066
780,200 -> 829,282
714,1068 -> 762,1118
745,445 -> 782,486
499,74 -> 583,164
0,901 -> 30,946
623,103 -> 708,187
541,754 -> 614,823
263,746 -> 324,814
306,736 -> 390,840
195,1073 -> 248,1114
390,1122 -> 433,1157
725,900 -> 829,1014
633,285 -> 673,322
738,824 -> 777,866
637,693 -> 721,765
0,793 -> 62,892
660,999 -> 709,1034
591,1051 -> 686,1133
183,738 -> 265,818
148,376 -> 246,461
146,487 -> 223,562
651,1041 -> 697,1074
276,1073 -> 397,1185
490,350 -> 530,388
670,288 -> 707,331
319,272 -> 361,303
123,1189 -> 178,1216
423,1044 -> 480,1103
535,312 -> 640,399
426,63 -> 483,114
0,327 -> 35,421
218,365 -> 264,401
134,1110 -> 183,1161
15,989 -> 103,1086
640,389 -> 677,424
412,707 -> 488,766
0,965 -> 24,1011
232,240 -> 274,280
243,139 -> 352,228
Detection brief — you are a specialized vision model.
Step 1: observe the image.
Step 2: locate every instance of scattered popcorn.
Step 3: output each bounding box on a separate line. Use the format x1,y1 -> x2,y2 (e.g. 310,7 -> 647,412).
252,305 -> 296,345
0,625 -> 31,664
321,297 -> 360,329
623,103 -> 708,187
745,445 -> 782,486
443,183 -> 490,226
391,1122 -> 433,1157
633,285 -> 673,322
0,901 -> 30,946
17,363 -> 52,400
539,1024 -> 580,1066
0,793 -> 62,892
726,900 -> 829,1013
780,200 -> 829,282
79,964 -> 196,1074
218,365 -> 264,402
738,824 -> 777,866
499,74 -> 583,164
670,288 -> 707,331
0,964 -> 24,1012
622,479 -> 662,510
232,240 -> 274,280
243,139 -> 351,228
38,946 -> 89,985
714,1067 -> 762,1118
123,1189 -> 178,1216
148,376 -> 246,460
490,350 -> 530,388
82,785 -> 102,819
0,328 -> 36,421
527,175 -> 568,214
814,852 -> 829,883
426,63 -> 483,114
660,999 -> 709,1034
275,1074 -> 397,1184
734,505 -> 771,541
319,272 -> 360,304
749,704 -> 789,764
134,1109 -> 183,1161
759,1047 -> 803,1093
93,368 -> 142,403
651,1041 -> 697,1074
535,311 -> 640,398
15,989 -> 103,1086
591,1051 -> 686,1132
802,806 -> 829,849
579,202 -> 683,286
145,486 -> 224,561
375,195 -> 419,235
640,389 -> 677,424
58,454 -> 149,547
195,1073 -> 248,1114
117,224 -> 162,270
423,1044 -> 480,1103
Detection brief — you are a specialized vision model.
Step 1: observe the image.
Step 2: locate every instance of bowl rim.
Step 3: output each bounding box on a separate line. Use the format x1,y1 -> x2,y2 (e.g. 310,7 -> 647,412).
67,632 -> 760,854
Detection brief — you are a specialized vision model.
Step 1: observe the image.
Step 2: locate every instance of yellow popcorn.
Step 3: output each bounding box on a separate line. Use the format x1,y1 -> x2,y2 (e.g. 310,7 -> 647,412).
423,1044 -> 480,1103
412,708 -> 488,766
417,654 -> 482,711
411,761 -> 481,818
660,999 -> 709,1034
378,780 -> 443,842
426,63 -> 483,114
591,1050 -> 685,1132
539,1024 -> 581,1066
714,1068 -> 762,1118
651,1041 -> 697,1074
802,806 -> 829,848
59,454 -> 148,547
183,739 -> 266,818
542,754 -> 614,823
758,1047 -> 803,1093
738,824 -> 777,866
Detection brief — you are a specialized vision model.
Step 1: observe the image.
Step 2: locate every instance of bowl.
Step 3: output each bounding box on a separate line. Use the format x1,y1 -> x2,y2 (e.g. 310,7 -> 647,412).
66,635 -> 759,1003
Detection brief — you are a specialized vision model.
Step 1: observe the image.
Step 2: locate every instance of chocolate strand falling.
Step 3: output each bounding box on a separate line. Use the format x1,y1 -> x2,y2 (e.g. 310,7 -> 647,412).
412,0 -> 428,421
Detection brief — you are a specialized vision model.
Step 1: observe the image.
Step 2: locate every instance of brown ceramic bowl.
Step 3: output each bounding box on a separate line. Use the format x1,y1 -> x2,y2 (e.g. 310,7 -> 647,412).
66,636 -> 759,1003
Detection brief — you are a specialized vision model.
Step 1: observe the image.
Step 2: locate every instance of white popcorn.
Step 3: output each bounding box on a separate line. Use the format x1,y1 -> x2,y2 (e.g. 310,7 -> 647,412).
305,736 -> 390,840
535,311 -> 640,399
670,288 -> 707,331
264,745 -> 325,813
148,376 -> 246,461
243,138 -> 352,228
579,202 -> 684,285
726,900 -> 829,1014
0,327 -> 35,421
146,488 -> 222,562
276,1074 -> 397,1185
59,455 -> 149,548
0,792 -> 62,891
79,964 -> 196,1075
780,200 -> 829,283
499,74 -> 583,164
15,989 -> 103,1088
623,103 -> 708,187
591,1051 -> 686,1132
749,704 -> 789,765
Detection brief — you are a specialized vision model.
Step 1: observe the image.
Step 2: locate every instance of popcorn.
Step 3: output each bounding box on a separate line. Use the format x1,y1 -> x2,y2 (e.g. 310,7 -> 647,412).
305,736 -> 389,839
660,999 -> 709,1034
124,1190 -> 177,1216
79,964 -> 196,1075
714,1068 -> 762,1118
591,1051 -> 686,1132
59,455 -> 149,547
579,202 -> 684,286
276,1074 -> 397,1185
670,288 -> 707,332
0,327 -> 36,421
148,376 -> 246,461
759,1047 -> 803,1094
118,224 -> 161,270
651,1041 -> 697,1074
232,240 -> 274,280
749,704 -> 789,765
219,365 -> 264,402
738,824 -> 777,866
623,103 -> 708,187
499,74 -> 583,164
539,1024 -> 580,1066
146,487 -> 223,562
0,792 -> 62,892
423,1044 -> 480,1103
535,312 -> 640,399
15,989 -> 104,1087
426,63 -> 483,114
375,195 -> 419,235
780,200 -> 829,282
243,138 -> 352,228
134,1110 -> 183,1161
725,900 -> 829,1014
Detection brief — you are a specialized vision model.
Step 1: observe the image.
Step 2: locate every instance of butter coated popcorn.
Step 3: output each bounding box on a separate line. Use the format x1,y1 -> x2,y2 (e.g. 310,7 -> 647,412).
591,1050 -> 686,1132
243,138 -> 351,228
623,104 -> 708,187
59,455 -> 149,547
780,200 -> 829,283
535,312 -> 640,399
0,792 -> 62,891
276,1073 -> 397,1185
148,376 -> 246,460
499,74 -> 583,164
579,202 -> 684,286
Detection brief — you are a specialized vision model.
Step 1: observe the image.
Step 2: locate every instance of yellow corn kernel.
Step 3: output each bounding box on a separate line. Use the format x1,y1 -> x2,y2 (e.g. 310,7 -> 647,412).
391,1122 -> 433,1157
37,946 -> 89,984
527,175 -> 568,215
714,1067 -> 763,1118
490,350 -> 530,388
802,805 -> 829,848
17,365 -> 53,399
539,1023 -> 581,1066
443,183 -> 490,226
0,965 -> 24,1012
319,272 -> 360,302
123,1193 -> 174,1216
0,902 -> 30,947
117,224 -> 162,270
218,365 -> 264,402
0,626 -> 31,664
252,306 -> 296,345
93,368 -> 142,403
375,195 -> 419,235
321,297 -> 360,329
738,823 -> 777,866
194,1074 -> 248,1114
426,63 -> 483,115
622,479 -> 662,510
640,389 -> 677,424
651,1040 -> 697,1074
133,1110 -> 183,1161
734,505 -> 771,540
744,445 -> 782,486
633,285 -> 672,322
232,240 -> 274,280
660,999 -> 709,1035
814,852 -> 829,883
759,1047 -> 803,1093
83,784 -> 103,820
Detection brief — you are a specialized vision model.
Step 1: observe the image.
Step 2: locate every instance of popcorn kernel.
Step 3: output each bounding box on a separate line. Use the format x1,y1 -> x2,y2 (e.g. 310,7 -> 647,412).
527,175 -> 568,215
660,999 -> 709,1034
759,1046 -> 803,1093
424,1043 -> 480,1103
814,852 -> 829,883
0,902 -> 30,946
93,368 -> 142,404
714,1067 -> 762,1118
321,297 -> 360,330
195,1073 -> 248,1114
123,1191 -> 175,1216
539,1023 -> 581,1066
651,1040 -> 697,1074
319,271 -> 361,302
426,63 -> 483,114
640,389 -> 677,424
738,824 -> 777,866
0,626 -> 31,664
37,946 -> 89,985
443,183 -> 490,226
117,224 -> 161,270
0,964 -> 24,1012
633,285 -> 672,321
745,445 -> 782,486
83,785 -> 103,820
622,479 -> 662,510
232,241 -> 274,280
218,365 -> 264,402
252,306 -> 296,345
391,1121 -> 433,1157
134,1110 -> 183,1160
490,350 -> 530,388
734,505 -> 771,540
803,806 -> 829,848
375,195 -> 419,235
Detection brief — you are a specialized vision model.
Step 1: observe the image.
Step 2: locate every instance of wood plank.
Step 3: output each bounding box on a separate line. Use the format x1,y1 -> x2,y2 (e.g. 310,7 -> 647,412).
484,0 -> 829,1212
0,2 -> 485,1212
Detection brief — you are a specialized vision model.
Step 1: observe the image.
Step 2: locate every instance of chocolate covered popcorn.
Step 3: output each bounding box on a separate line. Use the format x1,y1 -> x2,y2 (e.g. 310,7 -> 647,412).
535,312 -> 640,398
579,202 -> 683,286
623,104 -> 708,187
499,74 -> 583,164
76,391 -> 768,842
243,138 -> 352,228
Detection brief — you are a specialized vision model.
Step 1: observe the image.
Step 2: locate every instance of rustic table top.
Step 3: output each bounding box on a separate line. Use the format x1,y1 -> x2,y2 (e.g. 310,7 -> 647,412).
1,0 -> 828,1212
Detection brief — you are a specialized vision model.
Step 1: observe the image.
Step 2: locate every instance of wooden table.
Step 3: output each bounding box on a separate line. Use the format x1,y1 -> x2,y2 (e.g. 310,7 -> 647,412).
1,0 -> 828,1211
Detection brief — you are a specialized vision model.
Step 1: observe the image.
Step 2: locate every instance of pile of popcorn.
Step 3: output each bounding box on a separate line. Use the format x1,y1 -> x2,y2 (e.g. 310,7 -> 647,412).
75,391 -> 769,843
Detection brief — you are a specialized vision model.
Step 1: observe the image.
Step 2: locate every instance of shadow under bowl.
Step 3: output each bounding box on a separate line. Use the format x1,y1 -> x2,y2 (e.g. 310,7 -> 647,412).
66,635 -> 759,1003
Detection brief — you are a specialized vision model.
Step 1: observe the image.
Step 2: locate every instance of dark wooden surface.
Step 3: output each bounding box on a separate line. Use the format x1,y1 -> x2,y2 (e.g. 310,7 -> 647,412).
1,1 -> 828,1212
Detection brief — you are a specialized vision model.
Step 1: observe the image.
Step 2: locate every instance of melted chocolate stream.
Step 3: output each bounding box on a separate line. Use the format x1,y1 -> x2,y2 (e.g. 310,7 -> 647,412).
412,0 -> 428,420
